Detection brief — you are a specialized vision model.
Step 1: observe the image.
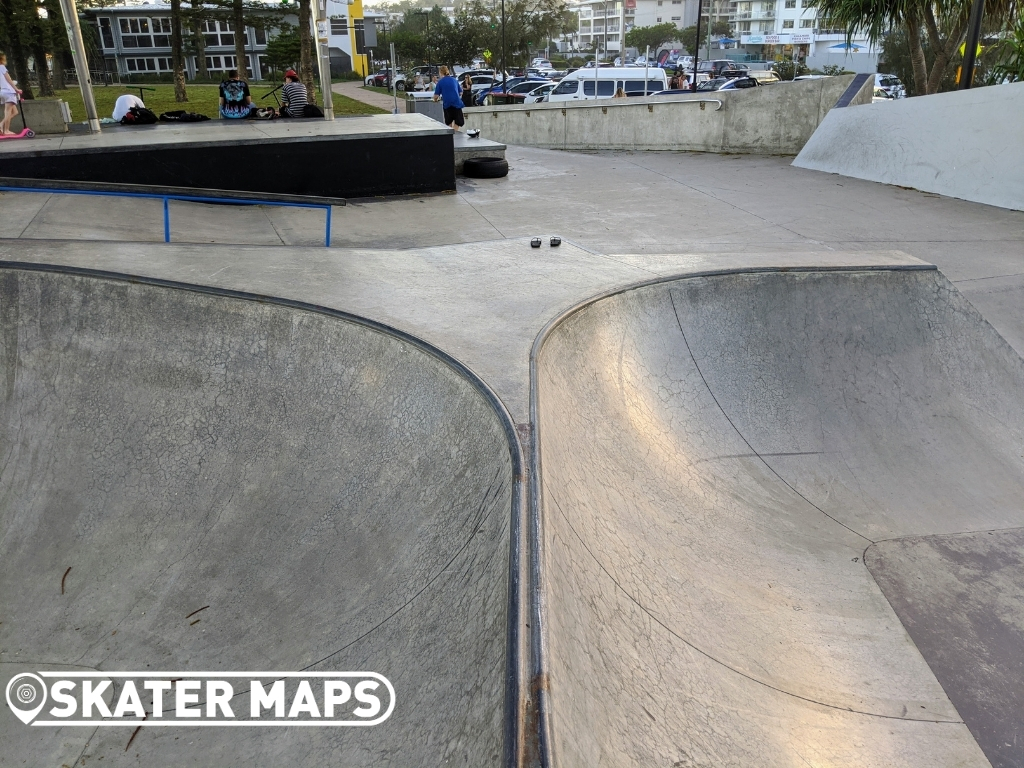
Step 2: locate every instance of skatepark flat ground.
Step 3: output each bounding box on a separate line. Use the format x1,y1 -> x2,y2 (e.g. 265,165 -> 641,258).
2,144 -> 1024,767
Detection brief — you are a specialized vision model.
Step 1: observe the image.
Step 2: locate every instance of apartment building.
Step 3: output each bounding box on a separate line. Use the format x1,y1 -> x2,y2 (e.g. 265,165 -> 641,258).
566,0 -> 730,56
737,0 -> 877,71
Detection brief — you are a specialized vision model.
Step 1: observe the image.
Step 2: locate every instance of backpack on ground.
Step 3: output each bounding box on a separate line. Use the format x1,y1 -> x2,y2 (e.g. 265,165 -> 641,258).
120,106 -> 158,125
302,104 -> 324,118
159,110 -> 211,122
247,107 -> 277,120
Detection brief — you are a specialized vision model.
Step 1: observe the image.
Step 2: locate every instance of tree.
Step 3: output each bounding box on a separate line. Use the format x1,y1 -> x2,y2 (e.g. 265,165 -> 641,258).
805,0 -> 1018,95
0,0 -> 36,98
465,0 -> 573,69
170,0 -> 188,100
427,11 -> 478,67
625,22 -> 679,53
265,22 -> 301,71
232,0 -> 247,78
297,0 -> 314,96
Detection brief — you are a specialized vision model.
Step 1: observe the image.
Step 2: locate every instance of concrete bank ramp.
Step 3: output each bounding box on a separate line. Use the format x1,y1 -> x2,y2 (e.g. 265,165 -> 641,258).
536,267 -> 1024,766
793,81 -> 1024,211
0,267 -> 517,766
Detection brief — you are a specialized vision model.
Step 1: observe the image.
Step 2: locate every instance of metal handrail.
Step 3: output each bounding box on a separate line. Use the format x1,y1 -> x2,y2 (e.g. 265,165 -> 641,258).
0,185 -> 334,247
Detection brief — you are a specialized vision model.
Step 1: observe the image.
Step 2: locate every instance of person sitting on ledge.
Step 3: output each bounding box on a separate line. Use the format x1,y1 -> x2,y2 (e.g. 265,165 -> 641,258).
279,69 -> 307,118
219,70 -> 252,119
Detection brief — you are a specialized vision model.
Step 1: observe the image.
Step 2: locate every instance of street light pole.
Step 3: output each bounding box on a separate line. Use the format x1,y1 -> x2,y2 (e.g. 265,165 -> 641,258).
959,0 -> 985,89
57,0 -> 100,132
500,0 -> 506,92
692,0 -> 702,90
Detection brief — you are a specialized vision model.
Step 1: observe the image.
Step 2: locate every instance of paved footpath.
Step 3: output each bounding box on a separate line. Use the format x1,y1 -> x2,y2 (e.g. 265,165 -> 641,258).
332,79 -> 401,112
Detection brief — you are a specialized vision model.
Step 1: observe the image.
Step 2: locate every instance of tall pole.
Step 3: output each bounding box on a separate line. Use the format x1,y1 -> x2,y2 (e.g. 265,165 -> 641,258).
390,41 -> 398,113
959,0 -> 985,89
706,0 -> 713,62
691,0 -> 702,90
500,0 -> 506,92
313,0 -> 334,119
616,1 -> 621,64
644,44 -> 649,94
57,0 -> 100,132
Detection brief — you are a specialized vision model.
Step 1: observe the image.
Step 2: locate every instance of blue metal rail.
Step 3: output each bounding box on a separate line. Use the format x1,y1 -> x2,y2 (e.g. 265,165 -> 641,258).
0,185 -> 334,247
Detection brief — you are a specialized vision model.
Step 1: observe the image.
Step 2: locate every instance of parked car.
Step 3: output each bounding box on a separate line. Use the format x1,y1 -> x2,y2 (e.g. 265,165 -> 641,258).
748,70 -> 781,84
697,60 -> 736,77
522,82 -> 558,103
695,76 -> 762,91
531,58 -> 553,69
875,73 -> 907,98
872,87 -> 896,102
482,78 -> 554,105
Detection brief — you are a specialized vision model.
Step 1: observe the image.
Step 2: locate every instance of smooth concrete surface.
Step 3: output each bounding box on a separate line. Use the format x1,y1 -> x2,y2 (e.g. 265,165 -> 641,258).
0,268 -> 515,766
794,82 -> 1024,211
0,112 -> 448,155
535,267 -> 1024,766
0,241 -> 926,426
464,76 -> 866,154
867,528 -> 1024,768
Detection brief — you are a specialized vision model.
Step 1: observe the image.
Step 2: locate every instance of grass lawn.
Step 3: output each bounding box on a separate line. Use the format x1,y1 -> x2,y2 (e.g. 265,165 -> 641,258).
45,83 -> 386,121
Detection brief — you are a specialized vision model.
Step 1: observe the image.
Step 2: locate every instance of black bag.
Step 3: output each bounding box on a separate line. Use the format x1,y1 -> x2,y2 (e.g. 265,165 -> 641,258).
120,106 -> 158,125
302,104 -> 324,118
247,106 -> 277,120
159,110 -> 211,122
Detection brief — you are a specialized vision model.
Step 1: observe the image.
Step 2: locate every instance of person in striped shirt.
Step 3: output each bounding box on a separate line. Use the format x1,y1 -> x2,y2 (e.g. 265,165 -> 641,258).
281,70 -> 308,117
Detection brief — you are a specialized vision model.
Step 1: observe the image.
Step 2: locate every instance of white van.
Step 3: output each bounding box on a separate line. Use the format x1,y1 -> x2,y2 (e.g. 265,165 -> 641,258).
547,67 -> 668,102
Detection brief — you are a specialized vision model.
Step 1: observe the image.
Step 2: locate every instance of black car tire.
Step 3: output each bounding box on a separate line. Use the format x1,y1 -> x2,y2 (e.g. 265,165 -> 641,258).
463,157 -> 509,178
396,82 -> 406,91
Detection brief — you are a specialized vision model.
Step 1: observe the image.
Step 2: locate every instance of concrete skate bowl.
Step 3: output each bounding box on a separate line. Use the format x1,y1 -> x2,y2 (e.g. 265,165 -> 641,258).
534,267 -> 1024,767
0,265 -> 521,767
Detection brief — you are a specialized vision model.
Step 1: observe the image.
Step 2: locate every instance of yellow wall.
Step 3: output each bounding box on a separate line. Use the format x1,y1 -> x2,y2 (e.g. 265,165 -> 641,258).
348,0 -> 369,76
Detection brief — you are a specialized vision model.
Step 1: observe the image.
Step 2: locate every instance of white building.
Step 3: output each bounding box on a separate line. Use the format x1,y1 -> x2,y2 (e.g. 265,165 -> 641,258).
566,0 -> 731,57
737,0 -> 877,72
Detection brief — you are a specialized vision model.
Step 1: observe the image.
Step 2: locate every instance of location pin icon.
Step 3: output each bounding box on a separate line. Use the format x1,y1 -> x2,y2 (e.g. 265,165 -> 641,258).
6,673 -> 48,724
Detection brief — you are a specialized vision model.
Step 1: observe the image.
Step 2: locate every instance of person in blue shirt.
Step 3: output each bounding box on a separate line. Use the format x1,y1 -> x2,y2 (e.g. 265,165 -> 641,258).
432,66 -> 465,131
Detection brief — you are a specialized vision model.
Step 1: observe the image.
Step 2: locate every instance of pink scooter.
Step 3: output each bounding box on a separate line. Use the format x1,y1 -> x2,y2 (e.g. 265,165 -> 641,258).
0,95 -> 34,140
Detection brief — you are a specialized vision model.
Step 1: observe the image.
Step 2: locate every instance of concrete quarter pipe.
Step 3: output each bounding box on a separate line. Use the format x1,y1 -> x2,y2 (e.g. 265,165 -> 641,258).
535,268 -> 1024,767
0,267 -> 521,767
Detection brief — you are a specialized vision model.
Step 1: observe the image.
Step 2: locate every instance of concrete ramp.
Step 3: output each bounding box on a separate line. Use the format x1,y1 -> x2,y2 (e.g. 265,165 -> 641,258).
536,267 -> 1024,766
0,267 -> 519,766
793,82 -> 1024,211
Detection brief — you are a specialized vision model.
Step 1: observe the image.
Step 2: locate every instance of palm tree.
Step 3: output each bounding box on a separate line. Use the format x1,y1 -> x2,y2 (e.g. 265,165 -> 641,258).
806,0 -> 1017,94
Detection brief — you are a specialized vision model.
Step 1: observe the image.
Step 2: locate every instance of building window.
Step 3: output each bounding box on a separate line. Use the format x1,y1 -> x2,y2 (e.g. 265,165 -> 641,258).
671,16 -> 681,20
118,17 -> 171,48
739,20 -> 751,30
254,27 -> 267,45
125,57 -> 171,72
656,16 -> 662,22
99,18 -> 115,49
800,18 -> 814,26
330,18 -> 347,35
657,1 -> 662,5
782,19 -> 794,27
202,20 -> 235,48
784,0 -> 796,6
205,55 -> 237,71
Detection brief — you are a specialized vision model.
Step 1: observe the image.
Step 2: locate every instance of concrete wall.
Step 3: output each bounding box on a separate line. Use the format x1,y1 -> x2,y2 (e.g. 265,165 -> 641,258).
794,81 -> 1024,211
21,99 -> 69,134
464,75 -> 868,155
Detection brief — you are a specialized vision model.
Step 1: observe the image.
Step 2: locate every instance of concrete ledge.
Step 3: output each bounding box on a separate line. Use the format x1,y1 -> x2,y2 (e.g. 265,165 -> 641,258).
453,131 -> 506,173
20,99 -> 69,134
464,75 -> 869,155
